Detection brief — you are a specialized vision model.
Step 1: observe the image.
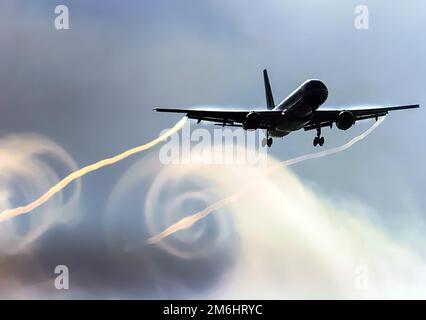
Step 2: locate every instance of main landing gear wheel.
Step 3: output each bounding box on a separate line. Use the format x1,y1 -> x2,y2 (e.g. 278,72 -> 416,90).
313,136 -> 325,147
262,133 -> 273,148
313,126 -> 325,147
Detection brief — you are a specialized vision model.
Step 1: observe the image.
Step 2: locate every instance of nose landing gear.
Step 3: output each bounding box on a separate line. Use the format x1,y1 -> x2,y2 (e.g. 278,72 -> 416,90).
313,126 -> 325,147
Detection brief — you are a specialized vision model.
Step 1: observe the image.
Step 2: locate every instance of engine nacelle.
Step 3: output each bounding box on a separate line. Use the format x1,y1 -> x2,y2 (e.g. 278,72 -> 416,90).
336,111 -> 355,130
243,111 -> 262,130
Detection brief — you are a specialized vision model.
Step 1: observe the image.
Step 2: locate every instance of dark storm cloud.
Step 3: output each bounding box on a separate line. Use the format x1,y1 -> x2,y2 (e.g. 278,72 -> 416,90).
0,222 -> 237,298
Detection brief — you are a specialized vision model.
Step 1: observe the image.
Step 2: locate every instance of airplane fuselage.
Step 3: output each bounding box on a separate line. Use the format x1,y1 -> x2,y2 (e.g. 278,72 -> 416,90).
269,79 -> 328,137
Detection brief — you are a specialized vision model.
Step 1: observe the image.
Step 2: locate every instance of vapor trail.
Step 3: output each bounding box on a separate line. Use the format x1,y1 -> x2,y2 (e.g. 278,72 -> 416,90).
148,117 -> 386,244
0,117 -> 187,223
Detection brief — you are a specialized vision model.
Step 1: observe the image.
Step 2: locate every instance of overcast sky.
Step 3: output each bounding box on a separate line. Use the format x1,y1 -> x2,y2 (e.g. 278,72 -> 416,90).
0,0 -> 425,298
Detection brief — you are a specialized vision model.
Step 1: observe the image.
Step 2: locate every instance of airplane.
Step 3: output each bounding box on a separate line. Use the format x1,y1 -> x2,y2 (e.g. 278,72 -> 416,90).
154,69 -> 419,147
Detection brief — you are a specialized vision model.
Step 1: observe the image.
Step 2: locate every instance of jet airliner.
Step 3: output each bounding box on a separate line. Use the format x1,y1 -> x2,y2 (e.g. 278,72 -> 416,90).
154,69 -> 419,147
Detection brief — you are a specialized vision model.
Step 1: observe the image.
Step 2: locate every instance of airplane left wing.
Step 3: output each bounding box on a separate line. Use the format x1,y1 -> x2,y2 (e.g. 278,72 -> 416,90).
154,107 -> 283,129
304,104 -> 419,131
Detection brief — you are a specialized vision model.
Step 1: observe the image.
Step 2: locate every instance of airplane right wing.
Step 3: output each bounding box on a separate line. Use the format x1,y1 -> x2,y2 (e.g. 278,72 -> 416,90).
304,104 -> 419,130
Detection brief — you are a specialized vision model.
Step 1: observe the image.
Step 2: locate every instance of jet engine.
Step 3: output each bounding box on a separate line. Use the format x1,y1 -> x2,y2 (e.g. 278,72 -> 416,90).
243,111 -> 262,130
336,111 -> 355,130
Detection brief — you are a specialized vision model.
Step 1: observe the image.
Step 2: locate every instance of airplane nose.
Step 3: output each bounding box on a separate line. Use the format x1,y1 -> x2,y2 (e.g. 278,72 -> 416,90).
312,89 -> 328,104
304,79 -> 328,105
305,79 -> 327,90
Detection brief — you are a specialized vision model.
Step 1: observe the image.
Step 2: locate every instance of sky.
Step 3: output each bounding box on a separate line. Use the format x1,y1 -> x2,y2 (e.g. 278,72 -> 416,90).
0,0 -> 425,298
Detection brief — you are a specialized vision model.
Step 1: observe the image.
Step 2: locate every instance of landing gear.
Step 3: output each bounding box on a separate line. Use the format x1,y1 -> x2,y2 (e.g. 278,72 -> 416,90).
313,136 -> 324,147
313,126 -> 325,147
262,133 -> 273,148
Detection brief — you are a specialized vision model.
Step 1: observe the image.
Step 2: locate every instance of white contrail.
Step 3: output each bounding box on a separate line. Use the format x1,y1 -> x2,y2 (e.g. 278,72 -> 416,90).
0,117 -> 187,223
147,117 -> 386,244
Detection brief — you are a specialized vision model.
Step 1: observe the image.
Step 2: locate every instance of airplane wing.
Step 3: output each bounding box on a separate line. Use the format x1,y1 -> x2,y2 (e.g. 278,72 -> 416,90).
303,104 -> 419,131
154,107 -> 283,129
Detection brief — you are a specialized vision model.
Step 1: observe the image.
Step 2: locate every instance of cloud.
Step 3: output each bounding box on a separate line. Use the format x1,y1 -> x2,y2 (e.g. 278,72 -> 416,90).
141,148 -> 426,299
0,133 -> 81,254
103,153 -> 239,298
0,133 -> 82,298
0,118 -> 424,299
101,118 -> 426,299
212,162 -> 426,299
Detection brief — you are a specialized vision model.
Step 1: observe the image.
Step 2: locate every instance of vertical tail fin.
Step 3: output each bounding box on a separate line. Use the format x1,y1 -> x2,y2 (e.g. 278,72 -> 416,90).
263,69 -> 275,110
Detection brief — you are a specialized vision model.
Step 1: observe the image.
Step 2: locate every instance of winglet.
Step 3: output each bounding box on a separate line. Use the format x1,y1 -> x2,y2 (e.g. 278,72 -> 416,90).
263,69 -> 275,110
